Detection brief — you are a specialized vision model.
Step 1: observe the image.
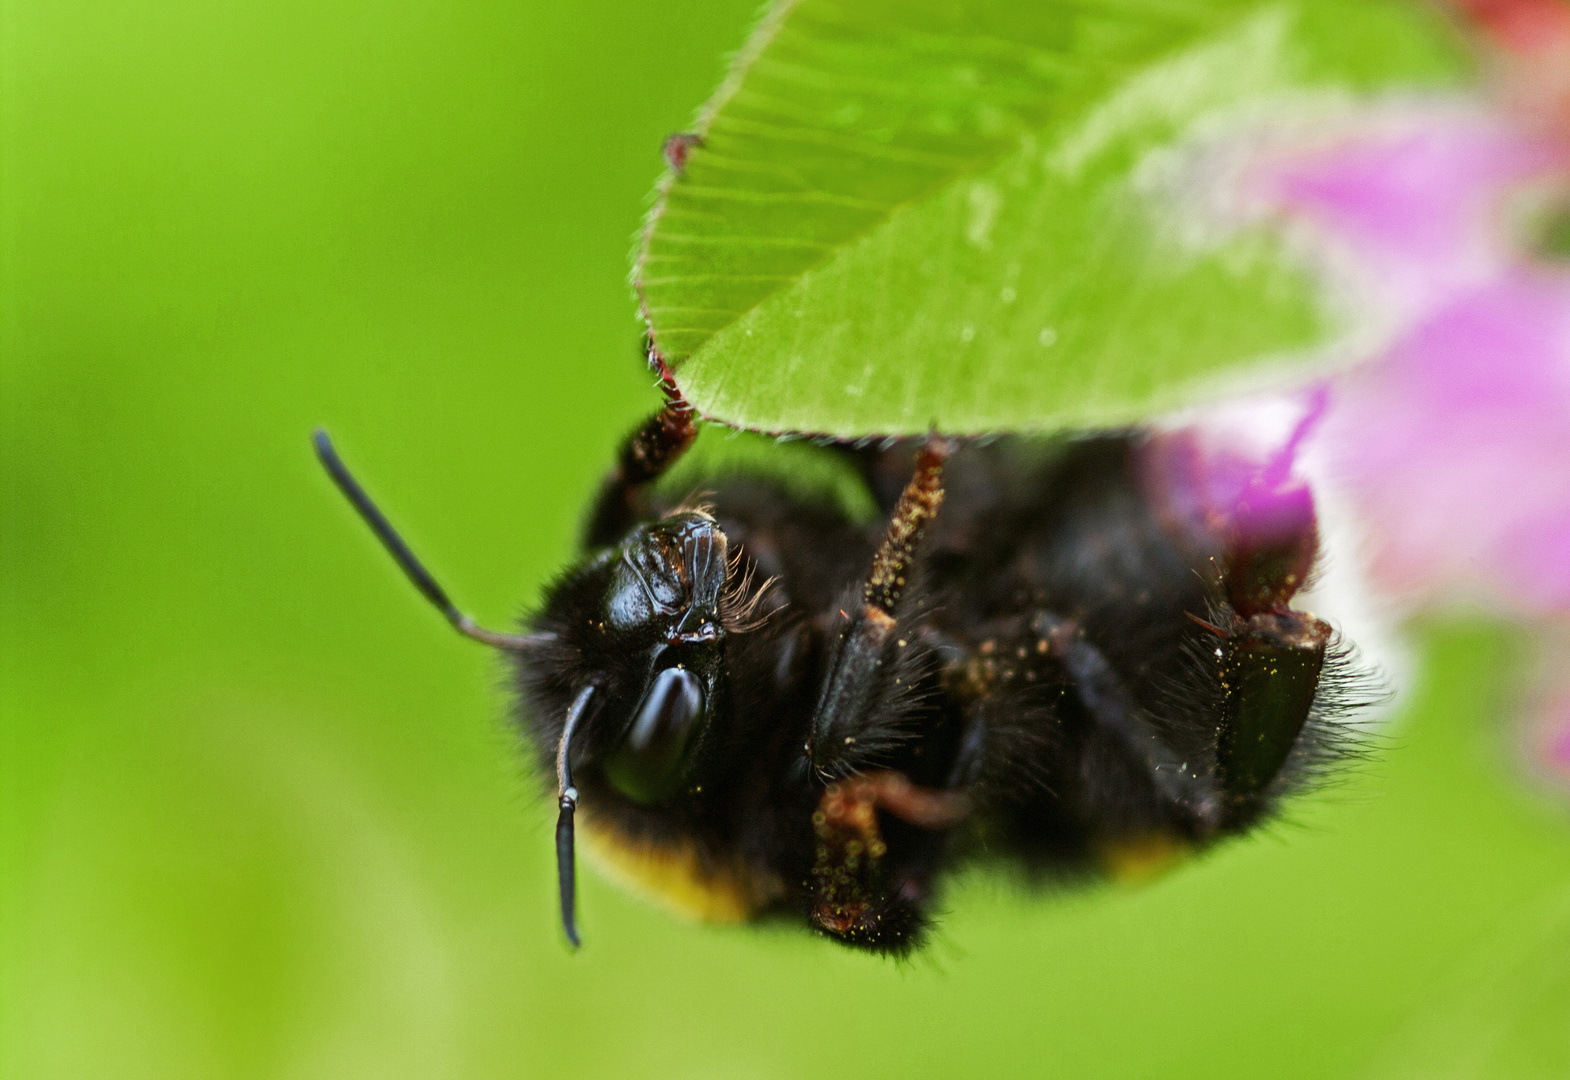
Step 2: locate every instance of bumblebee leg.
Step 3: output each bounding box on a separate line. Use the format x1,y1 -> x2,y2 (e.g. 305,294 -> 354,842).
583,350 -> 699,547
808,438 -> 951,775
1214,609 -> 1331,828
1033,613 -> 1225,835
809,770 -> 968,952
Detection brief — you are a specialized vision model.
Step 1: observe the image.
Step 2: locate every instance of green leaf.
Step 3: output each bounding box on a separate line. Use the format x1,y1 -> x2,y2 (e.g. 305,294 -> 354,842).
636,0 -> 1468,436
654,423 -> 880,524
1360,880 -> 1570,1080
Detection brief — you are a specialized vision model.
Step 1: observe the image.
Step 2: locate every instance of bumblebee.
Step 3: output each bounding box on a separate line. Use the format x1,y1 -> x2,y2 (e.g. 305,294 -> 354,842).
315,357 -> 1360,954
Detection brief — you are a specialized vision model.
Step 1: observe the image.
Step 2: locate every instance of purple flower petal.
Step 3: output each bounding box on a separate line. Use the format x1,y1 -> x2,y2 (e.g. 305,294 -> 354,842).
1315,255 -> 1570,614
1143,391 -> 1325,616
1549,710 -> 1570,773
1261,111 -> 1566,317
1151,101 -> 1570,762
1228,107 -> 1570,616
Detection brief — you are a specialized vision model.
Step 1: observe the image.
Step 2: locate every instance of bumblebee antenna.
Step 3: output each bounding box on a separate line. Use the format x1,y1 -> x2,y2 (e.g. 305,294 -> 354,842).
555,683 -> 596,948
313,429 -> 552,652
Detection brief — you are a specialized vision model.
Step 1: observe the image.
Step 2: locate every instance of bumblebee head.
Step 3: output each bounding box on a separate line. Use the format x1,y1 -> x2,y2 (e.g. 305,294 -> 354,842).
312,431 -> 768,948
576,509 -> 731,804
518,507 -> 775,945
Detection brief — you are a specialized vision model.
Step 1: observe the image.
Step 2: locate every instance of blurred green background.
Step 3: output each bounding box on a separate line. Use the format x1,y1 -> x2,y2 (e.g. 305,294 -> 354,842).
4,1 -> 1569,1077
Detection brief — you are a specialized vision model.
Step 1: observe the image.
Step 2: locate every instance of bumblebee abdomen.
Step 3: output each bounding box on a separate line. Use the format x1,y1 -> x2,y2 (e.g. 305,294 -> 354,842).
579,815 -> 786,923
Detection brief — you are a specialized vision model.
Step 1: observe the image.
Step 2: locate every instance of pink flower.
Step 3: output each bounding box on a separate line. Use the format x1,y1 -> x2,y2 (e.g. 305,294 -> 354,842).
1268,116 -> 1562,317
1320,269 -> 1570,612
1143,391 -> 1324,617
1152,93 -> 1570,782
1255,105 -> 1570,619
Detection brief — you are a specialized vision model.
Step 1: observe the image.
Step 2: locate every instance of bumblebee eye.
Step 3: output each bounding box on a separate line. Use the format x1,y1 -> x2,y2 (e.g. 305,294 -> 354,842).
603,666 -> 707,804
